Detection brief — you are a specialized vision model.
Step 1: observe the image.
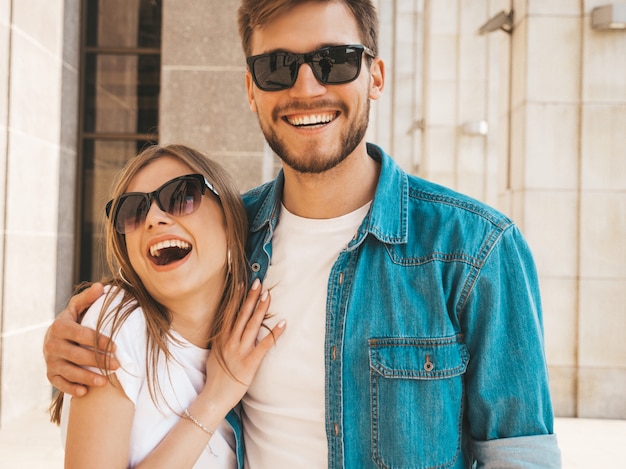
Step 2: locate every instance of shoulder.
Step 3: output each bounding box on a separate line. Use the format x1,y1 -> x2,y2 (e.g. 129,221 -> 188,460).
80,285 -> 145,341
243,181 -> 270,212
371,143 -> 511,230
407,176 -> 512,230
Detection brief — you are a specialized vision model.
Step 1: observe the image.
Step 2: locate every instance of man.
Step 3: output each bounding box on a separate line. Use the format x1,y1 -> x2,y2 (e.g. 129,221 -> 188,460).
44,1 -> 561,467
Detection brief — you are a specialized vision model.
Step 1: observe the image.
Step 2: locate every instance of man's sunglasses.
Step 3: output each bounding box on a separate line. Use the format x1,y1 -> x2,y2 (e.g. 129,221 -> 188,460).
246,44 -> 375,91
105,174 -> 219,234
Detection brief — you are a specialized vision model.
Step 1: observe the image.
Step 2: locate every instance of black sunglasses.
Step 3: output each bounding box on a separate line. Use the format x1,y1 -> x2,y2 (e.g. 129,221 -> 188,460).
105,174 -> 219,234
246,44 -> 375,91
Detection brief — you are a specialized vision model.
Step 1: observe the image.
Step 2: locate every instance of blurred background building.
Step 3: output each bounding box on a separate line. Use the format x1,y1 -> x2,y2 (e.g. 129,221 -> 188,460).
0,0 -> 624,428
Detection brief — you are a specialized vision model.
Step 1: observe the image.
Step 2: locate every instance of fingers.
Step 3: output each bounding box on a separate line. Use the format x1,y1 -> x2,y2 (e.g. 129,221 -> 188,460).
44,322 -> 116,395
223,279 -> 285,371
253,320 -> 286,356
66,282 -> 104,321
43,297 -> 120,393
50,377 -> 89,398
45,327 -> 116,368
48,363 -> 108,397
240,289 -> 270,345
231,279 -> 263,338
46,316 -> 117,359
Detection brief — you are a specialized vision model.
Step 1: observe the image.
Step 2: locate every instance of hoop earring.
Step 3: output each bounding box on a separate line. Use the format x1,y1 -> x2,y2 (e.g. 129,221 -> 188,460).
227,249 -> 232,277
118,267 -> 132,287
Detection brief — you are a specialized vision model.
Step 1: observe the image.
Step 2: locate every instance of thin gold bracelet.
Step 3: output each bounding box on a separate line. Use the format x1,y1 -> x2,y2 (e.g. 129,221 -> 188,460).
183,408 -> 215,437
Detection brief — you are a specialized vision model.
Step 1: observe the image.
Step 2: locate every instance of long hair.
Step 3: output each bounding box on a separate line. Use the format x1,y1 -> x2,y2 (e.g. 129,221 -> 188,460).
237,0 -> 379,57
50,144 -> 248,423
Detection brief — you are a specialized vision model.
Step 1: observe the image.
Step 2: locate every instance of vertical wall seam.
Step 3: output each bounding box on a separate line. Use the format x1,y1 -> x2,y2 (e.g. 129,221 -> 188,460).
420,0 -> 431,178
389,0 -> 397,158
0,0 -> 14,425
453,0 -> 461,189
573,0 -> 585,418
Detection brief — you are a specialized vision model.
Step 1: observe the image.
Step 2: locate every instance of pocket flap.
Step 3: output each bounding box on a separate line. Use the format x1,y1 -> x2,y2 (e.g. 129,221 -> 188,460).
369,336 -> 469,379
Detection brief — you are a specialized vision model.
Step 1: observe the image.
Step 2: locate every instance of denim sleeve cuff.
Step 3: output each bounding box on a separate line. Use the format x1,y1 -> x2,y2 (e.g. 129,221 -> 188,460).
471,434 -> 561,468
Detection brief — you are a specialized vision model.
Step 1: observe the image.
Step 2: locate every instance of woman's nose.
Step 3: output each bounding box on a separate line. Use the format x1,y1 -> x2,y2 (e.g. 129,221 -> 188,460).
144,200 -> 172,229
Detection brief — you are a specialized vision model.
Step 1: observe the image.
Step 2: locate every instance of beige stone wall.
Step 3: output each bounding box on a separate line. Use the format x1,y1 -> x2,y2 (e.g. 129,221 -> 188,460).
509,0 -> 625,419
159,0 -> 277,193
0,0 -> 80,425
0,0 -> 623,426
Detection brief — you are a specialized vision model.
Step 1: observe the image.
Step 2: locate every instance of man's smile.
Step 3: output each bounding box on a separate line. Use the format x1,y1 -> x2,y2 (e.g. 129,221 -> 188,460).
284,111 -> 338,127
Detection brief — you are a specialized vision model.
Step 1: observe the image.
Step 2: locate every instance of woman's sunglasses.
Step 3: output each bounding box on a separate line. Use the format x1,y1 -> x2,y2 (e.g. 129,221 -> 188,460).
246,44 -> 375,91
105,174 -> 219,234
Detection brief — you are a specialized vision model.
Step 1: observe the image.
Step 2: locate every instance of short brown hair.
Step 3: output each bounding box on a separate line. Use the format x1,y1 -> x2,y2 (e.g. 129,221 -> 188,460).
237,0 -> 379,57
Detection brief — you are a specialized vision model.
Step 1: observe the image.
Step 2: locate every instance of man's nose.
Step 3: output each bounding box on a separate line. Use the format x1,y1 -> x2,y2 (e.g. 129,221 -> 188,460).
288,62 -> 327,97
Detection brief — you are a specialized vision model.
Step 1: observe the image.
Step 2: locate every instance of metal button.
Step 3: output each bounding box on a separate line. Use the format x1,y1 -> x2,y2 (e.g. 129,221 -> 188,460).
250,262 -> 261,272
424,355 -> 434,371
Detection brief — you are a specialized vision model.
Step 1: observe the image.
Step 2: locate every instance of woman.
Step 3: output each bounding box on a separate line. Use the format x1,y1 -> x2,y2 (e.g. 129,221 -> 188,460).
50,144 -> 285,468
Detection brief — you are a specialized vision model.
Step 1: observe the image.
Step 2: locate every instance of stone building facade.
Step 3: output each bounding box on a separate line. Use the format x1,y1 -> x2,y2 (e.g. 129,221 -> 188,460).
0,0 -> 624,427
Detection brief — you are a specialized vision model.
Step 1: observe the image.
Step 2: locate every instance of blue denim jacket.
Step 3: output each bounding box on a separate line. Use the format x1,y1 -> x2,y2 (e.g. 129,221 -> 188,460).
242,144 -> 560,468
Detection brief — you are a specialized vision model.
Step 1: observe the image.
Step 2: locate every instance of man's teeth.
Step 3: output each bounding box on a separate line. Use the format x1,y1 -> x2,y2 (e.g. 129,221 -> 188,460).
288,113 -> 334,126
149,239 -> 190,257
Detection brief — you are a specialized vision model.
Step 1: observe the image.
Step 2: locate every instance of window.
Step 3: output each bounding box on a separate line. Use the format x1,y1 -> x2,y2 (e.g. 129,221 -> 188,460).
77,0 -> 162,282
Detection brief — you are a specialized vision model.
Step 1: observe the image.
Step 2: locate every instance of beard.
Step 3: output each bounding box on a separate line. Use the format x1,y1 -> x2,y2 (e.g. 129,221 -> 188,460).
258,99 -> 370,174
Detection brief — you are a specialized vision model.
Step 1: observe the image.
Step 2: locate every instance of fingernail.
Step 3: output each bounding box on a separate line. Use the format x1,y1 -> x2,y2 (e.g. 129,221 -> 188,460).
260,290 -> 268,301
277,319 -> 286,328
94,376 -> 107,386
251,278 -> 260,290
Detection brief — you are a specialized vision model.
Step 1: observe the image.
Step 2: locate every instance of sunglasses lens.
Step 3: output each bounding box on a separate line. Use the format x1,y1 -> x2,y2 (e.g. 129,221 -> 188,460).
115,195 -> 150,234
312,46 -> 362,84
158,178 -> 203,217
251,53 -> 299,91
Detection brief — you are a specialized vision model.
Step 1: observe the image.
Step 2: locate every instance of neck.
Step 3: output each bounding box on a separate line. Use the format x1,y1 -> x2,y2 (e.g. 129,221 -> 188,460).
281,145 -> 380,219
159,287 -> 222,349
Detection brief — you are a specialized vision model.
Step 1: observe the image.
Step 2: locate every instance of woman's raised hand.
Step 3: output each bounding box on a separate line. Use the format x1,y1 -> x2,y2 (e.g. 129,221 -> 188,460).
201,279 -> 285,412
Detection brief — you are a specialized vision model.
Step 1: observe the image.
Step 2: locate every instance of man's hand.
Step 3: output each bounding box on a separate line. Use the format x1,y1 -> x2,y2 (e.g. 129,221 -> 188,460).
43,283 -> 120,397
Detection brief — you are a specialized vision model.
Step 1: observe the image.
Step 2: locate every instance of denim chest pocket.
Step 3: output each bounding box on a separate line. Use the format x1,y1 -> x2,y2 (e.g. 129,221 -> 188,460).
368,337 -> 469,469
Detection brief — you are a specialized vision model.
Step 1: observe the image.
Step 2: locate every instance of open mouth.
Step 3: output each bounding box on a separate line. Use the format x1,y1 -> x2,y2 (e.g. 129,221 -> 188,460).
285,112 -> 338,127
148,239 -> 191,266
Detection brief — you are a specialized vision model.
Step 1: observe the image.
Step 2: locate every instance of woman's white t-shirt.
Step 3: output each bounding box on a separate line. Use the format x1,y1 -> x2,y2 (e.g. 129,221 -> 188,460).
60,287 -> 237,468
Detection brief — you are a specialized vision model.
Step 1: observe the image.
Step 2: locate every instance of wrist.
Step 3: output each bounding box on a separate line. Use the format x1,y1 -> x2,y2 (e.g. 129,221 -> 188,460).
187,392 -> 229,432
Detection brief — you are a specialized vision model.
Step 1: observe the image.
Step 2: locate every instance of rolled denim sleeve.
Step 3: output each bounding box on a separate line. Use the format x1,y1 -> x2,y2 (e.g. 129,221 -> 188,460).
471,434 -> 561,468
460,224 -> 560,464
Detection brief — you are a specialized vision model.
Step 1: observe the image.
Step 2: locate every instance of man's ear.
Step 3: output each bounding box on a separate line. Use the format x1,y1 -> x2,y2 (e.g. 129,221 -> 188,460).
368,57 -> 385,100
245,71 -> 258,112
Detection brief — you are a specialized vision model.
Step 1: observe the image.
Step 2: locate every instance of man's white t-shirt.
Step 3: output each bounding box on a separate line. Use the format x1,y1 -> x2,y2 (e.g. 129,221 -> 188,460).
243,203 -> 370,468
60,288 -> 237,468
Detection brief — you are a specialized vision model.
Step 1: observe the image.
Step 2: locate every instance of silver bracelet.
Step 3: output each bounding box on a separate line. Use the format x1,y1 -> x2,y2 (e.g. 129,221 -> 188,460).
184,408 -> 215,437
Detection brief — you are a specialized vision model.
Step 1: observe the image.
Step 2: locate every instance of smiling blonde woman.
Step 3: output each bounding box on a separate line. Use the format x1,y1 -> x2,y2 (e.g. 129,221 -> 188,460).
50,144 -> 285,469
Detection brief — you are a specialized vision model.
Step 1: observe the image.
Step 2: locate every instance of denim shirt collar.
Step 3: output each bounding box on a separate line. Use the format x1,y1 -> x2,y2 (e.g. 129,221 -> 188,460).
248,143 -> 409,246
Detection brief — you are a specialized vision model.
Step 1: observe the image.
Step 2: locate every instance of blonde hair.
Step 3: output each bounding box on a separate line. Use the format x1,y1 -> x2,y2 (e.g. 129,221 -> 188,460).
50,144 -> 248,423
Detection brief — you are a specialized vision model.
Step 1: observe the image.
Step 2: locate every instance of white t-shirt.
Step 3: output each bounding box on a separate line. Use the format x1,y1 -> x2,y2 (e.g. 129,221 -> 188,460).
60,287 -> 237,468
242,203 -> 370,469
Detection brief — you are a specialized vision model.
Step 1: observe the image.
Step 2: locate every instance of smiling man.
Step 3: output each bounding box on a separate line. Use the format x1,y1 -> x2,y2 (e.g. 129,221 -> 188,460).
237,1 -> 561,468
44,1 -> 561,468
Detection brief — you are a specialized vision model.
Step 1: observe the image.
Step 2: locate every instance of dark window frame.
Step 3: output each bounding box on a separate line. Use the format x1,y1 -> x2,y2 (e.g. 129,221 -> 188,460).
75,0 -> 162,283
